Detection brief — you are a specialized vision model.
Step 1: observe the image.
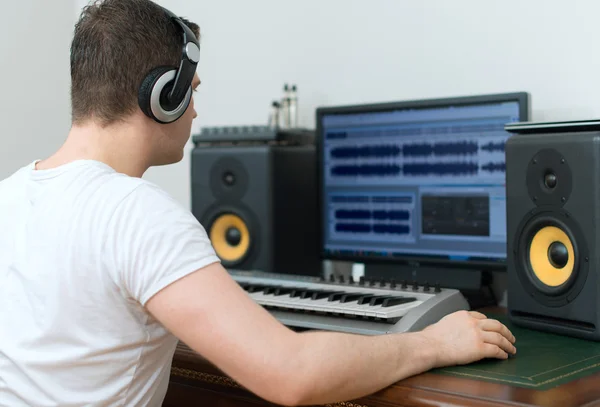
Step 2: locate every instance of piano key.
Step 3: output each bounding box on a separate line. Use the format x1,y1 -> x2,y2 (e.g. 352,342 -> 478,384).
382,297 -> 417,307
263,286 -> 282,295
327,292 -> 346,302
274,287 -> 296,296
357,295 -> 377,305
311,290 -> 345,300
340,293 -> 370,303
369,296 -> 397,306
239,276 -> 427,320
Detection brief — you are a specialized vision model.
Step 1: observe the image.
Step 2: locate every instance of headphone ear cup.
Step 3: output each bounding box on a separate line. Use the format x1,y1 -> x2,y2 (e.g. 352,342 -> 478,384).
139,66 -> 173,121
138,66 -> 191,124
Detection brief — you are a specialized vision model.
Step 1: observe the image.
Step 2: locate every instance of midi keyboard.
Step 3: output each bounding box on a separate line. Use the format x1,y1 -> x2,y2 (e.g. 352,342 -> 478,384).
230,270 -> 470,335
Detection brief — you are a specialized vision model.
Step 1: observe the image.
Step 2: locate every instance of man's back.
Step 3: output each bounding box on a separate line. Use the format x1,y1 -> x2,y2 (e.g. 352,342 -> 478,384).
0,159 -> 219,406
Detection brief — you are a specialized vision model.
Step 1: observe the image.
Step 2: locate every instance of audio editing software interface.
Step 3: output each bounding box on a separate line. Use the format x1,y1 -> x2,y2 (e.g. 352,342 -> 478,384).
320,100 -> 521,263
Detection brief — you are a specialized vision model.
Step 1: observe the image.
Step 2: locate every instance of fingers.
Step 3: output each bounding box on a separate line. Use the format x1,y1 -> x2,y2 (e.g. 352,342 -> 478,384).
468,311 -> 487,319
478,319 -> 516,344
481,331 -> 516,355
482,343 -> 509,360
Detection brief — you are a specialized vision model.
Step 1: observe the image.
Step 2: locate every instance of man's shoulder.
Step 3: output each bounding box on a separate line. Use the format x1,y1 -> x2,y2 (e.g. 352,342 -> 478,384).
89,167 -> 176,207
0,162 -> 31,185
104,175 -> 192,225
0,162 -> 33,199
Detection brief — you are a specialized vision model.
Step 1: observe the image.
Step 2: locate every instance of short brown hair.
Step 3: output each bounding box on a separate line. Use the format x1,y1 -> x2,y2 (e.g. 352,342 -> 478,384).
70,0 -> 200,126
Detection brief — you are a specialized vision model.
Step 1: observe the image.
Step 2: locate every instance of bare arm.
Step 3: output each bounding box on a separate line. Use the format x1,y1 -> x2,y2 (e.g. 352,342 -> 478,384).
146,263 -> 516,406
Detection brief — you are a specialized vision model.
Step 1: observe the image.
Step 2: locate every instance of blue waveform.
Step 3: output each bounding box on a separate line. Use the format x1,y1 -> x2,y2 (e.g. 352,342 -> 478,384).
480,162 -> 506,173
335,210 -> 410,221
402,141 -> 478,157
331,164 -> 401,177
372,210 -> 410,221
335,210 -> 371,220
330,145 -> 401,159
373,224 -> 411,235
403,162 -> 478,176
480,141 -> 505,153
335,223 -> 411,235
335,223 -> 371,233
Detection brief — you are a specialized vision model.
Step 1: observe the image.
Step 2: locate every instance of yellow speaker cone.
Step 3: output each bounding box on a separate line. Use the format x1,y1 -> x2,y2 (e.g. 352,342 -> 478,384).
210,214 -> 250,263
529,226 -> 574,287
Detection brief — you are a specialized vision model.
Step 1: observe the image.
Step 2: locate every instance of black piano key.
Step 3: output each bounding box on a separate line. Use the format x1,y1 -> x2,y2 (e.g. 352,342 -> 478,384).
273,287 -> 297,296
289,289 -> 304,298
369,296 -> 397,306
381,297 -> 417,307
310,290 -> 344,300
339,293 -> 369,303
247,285 -> 268,293
300,290 -> 321,299
262,286 -> 282,295
357,295 -> 376,305
327,292 -> 346,302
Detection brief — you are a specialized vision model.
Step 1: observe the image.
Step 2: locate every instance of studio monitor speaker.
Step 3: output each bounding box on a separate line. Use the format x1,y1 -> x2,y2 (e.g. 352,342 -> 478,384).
505,121 -> 600,340
190,126 -> 322,278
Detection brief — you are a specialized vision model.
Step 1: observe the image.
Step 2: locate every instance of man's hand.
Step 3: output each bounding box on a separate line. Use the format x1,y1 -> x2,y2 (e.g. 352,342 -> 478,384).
421,310 -> 516,367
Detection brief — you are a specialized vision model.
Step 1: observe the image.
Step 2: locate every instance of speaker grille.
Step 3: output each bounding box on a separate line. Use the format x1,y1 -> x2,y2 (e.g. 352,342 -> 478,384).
209,213 -> 251,264
202,203 -> 261,268
529,225 -> 574,287
513,209 -> 589,307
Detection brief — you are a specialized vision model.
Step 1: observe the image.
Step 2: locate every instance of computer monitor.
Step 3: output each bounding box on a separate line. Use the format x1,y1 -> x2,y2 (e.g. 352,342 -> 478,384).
316,92 -> 529,272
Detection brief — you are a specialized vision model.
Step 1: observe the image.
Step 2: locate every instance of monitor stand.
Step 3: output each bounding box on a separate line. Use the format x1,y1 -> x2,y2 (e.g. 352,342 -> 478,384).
364,263 -> 497,309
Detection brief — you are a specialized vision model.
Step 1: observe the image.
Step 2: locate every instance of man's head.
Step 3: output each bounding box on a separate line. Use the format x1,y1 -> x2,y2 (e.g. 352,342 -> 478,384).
71,0 -> 201,164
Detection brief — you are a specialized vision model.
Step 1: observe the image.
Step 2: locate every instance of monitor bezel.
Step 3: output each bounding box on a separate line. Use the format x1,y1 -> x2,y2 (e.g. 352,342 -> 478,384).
315,91 -> 530,271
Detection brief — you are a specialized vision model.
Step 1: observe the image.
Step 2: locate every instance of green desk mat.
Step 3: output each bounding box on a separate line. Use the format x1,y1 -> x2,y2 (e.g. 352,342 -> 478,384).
430,313 -> 600,390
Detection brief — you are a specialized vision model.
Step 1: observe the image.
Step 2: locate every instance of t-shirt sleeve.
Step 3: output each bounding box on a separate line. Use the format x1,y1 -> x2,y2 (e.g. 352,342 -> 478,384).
107,182 -> 221,306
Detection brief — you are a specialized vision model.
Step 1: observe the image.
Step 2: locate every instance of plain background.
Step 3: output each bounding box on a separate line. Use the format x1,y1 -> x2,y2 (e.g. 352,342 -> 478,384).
4,0 -> 600,302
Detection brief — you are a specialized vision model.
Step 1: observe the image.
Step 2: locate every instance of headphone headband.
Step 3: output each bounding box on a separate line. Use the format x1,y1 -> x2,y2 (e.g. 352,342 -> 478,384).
162,8 -> 200,109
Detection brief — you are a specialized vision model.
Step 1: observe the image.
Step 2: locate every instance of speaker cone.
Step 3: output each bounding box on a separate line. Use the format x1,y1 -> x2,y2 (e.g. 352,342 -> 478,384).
514,209 -> 589,306
209,213 -> 250,265
529,226 -> 574,287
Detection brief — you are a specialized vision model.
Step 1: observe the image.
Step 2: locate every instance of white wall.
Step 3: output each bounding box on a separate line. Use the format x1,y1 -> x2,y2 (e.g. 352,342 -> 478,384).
74,0 -> 600,207
1,1 -> 74,179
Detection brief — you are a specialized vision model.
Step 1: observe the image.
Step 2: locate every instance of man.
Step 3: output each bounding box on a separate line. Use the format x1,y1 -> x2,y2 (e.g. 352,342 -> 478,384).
0,0 -> 516,406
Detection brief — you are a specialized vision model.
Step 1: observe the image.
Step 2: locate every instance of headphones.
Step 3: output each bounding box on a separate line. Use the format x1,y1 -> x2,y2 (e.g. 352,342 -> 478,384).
138,7 -> 200,124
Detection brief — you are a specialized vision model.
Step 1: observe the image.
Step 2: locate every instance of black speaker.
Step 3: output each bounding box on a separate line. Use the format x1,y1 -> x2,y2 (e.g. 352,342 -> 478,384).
505,120 -> 600,340
190,126 -> 322,277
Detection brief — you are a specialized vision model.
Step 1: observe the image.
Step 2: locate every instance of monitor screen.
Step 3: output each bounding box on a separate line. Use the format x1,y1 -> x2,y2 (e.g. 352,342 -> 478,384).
316,93 -> 529,269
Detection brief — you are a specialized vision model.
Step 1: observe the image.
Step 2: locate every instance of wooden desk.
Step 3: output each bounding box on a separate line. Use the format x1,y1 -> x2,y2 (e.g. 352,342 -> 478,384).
163,342 -> 600,407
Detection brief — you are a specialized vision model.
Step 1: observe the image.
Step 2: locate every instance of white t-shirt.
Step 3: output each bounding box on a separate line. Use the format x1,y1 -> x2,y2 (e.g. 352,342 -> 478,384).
0,160 -> 220,406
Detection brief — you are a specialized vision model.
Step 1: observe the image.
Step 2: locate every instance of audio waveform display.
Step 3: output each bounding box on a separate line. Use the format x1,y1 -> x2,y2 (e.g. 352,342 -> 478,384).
331,162 -> 480,177
331,164 -> 401,177
330,145 -> 400,159
327,134 -> 509,184
480,162 -> 506,173
328,194 -> 415,242
335,223 -> 411,235
329,140 -> 494,160
403,141 -> 478,157
335,209 -> 410,221
403,162 -> 479,176
480,141 -> 505,153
